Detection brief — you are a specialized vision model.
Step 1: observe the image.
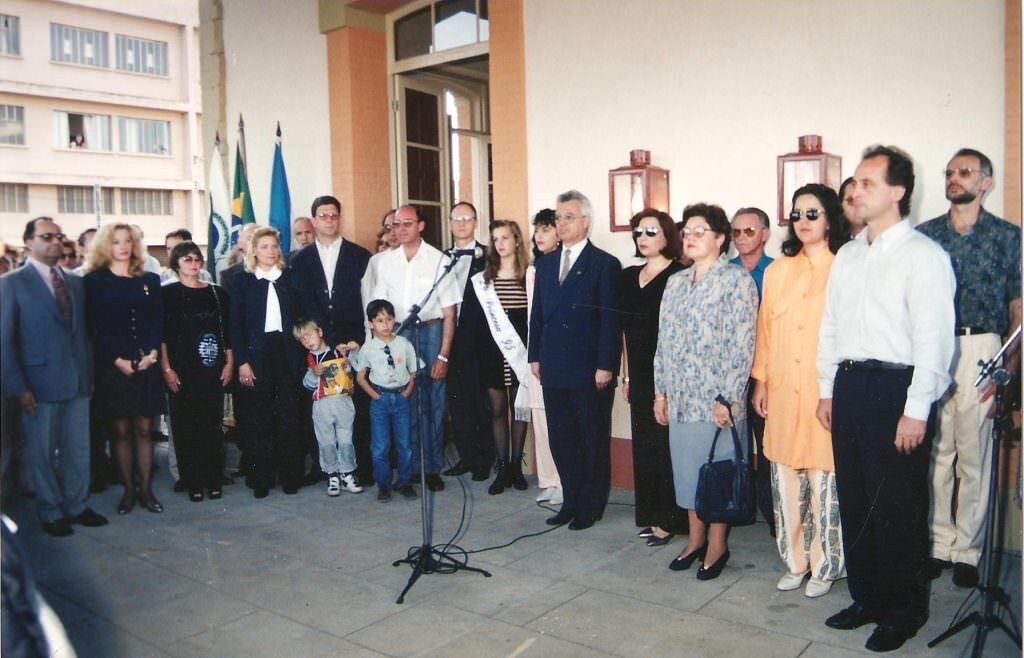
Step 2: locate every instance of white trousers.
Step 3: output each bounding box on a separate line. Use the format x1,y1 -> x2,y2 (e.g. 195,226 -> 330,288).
929,332 -> 1000,566
772,461 -> 845,581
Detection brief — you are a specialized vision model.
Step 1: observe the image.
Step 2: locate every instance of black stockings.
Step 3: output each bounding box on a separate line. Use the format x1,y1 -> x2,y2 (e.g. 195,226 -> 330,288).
111,416 -> 154,496
488,385 -> 527,461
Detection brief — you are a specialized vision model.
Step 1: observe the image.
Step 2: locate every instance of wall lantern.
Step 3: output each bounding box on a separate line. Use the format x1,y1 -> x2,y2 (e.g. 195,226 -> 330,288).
777,135 -> 841,226
608,149 -> 670,232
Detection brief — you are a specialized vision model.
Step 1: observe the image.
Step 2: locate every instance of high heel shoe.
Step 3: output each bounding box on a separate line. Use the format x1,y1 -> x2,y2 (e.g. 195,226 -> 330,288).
488,458 -> 507,495
507,454 -> 528,490
668,544 -> 707,571
696,550 -> 730,580
138,492 -> 164,513
117,491 -> 136,515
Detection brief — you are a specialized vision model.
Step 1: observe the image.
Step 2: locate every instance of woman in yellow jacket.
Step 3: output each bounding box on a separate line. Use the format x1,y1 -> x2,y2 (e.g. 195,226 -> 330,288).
751,184 -> 850,598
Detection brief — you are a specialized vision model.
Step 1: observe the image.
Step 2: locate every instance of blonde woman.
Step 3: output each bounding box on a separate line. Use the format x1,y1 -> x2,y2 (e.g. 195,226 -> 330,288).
85,223 -> 165,514
229,227 -> 303,498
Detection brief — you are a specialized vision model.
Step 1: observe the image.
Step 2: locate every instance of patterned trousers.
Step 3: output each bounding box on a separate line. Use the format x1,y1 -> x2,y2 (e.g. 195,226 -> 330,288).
772,461 -> 846,581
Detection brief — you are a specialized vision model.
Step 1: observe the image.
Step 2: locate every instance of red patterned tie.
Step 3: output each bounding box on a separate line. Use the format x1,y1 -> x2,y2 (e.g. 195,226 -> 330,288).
51,267 -> 72,324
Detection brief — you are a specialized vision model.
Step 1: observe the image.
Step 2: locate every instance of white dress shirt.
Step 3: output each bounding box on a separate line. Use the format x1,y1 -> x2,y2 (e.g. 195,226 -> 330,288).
371,240 -> 462,323
315,237 -> 342,296
560,238 -> 589,273
255,266 -> 284,333
816,220 -> 956,420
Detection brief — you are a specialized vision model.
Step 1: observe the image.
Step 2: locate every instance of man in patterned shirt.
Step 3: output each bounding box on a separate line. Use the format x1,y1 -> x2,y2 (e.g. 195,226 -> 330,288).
917,148 -> 1022,589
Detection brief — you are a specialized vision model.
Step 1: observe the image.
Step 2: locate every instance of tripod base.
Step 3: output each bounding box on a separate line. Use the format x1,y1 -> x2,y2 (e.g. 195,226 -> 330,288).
392,544 -> 491,604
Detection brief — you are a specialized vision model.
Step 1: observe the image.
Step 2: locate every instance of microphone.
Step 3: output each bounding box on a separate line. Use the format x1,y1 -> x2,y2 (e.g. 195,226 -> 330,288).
444,246 -> 484,259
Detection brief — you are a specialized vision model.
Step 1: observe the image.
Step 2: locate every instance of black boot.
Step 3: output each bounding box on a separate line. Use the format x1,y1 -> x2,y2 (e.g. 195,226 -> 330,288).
508,454 -> 528,490
488,458 -> 507,495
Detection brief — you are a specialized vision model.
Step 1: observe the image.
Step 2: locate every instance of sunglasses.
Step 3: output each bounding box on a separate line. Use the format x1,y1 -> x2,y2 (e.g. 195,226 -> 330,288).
731,227 -> 759,238
61,252 -> 76,260
632,227 -> 661,237
37,232 -> 67,242
681,226 -> 713,238
789,209 -> 822,222
383,344 -> 395,368
944,166 -> 984,179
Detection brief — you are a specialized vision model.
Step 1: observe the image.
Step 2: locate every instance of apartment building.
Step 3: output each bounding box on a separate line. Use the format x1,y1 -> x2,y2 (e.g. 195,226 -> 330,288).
0,0 -> 201,250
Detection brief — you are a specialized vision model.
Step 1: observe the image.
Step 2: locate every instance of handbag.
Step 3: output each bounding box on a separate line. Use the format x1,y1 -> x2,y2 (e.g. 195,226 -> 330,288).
694,396 -> 755,526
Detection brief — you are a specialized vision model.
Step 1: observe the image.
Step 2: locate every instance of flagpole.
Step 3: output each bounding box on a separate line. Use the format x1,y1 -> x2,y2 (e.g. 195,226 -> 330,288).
238,113 -> 248,169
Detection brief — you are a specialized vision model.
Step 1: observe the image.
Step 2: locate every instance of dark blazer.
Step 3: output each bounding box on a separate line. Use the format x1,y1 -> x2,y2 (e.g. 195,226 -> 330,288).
229,268 -> 303,378
289,239 -> 371,347
528,242 -> 622,389
1,264 -> 93,401
218,261 -> 244,296
450,242 -> 488,361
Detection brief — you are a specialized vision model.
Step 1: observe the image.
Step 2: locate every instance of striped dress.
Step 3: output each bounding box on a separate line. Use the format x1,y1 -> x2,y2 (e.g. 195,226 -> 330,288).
492,277 -> 528,387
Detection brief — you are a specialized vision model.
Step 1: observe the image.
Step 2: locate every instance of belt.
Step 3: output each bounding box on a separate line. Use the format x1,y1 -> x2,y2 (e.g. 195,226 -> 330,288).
418,318 -> 443,327
955,326 -> 992,336
373,384 -> 406,394
840,359 -> 912,372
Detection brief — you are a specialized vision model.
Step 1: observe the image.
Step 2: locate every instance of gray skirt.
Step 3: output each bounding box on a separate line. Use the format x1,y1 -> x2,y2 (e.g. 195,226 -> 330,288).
669,420 -> 748,509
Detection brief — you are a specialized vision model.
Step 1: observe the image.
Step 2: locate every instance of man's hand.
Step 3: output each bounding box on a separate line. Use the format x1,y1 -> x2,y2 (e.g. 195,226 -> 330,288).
816,398 -> 832,431
17,392 -> 37,417
595,369 -> 613,390
430,358 -> 448,380
894,415 -> 927,454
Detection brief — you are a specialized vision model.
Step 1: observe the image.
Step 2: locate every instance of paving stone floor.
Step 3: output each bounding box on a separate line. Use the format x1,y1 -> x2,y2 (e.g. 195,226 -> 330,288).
3,445 -> 1021,657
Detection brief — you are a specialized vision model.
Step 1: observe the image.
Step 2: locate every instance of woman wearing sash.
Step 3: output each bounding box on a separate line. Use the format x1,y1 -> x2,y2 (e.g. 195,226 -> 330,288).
461,220 -> 532,495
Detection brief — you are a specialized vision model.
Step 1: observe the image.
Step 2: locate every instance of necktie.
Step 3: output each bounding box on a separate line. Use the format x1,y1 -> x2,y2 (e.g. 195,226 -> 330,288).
51,267 -> 72,324
559,248 -> 571,285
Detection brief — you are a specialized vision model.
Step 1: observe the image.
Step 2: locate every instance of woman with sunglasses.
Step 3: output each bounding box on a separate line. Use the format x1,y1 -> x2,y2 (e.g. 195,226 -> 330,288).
621,210 -> 688,546
84,223 -> 165,514
160,242 -> 233,502
751,183 -> 851,597
653,203 -> 758,580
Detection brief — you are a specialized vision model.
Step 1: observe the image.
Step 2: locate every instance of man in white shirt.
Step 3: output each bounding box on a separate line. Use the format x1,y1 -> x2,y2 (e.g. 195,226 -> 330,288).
372,205 -> 461,491
816,145 -> 955,653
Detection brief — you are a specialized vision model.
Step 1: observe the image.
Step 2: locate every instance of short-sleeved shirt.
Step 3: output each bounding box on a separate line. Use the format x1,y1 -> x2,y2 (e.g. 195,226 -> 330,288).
730,253 -> 774,301
354,335 -> 418,389
370,241 -> 462,323
917,208 -> 1021,335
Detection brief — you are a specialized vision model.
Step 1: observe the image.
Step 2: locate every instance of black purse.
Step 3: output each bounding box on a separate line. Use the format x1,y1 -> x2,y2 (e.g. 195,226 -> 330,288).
694,395 -> 755,526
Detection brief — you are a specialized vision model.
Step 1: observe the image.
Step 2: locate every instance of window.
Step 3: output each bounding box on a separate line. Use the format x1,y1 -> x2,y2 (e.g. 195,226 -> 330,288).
53,111 -> 112,151
394,0 -> 488,61
57,186 -> 113,214
0,14 -> 20,56
116,35 -> 168,76
118,117 -> 170,155
0,105 -> 25,145
0,183 -> 28,213
121,188 -> 173,215
50,23 -> 108,68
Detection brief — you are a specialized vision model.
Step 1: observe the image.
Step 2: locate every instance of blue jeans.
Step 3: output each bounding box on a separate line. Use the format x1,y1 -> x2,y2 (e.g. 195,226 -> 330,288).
370,391 -> 413,488
407,320 -> 446,474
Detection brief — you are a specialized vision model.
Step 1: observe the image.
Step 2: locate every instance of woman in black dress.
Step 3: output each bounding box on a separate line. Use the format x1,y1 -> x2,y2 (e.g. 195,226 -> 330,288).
161,241 -> 233,502
621,210 -> 688,545
84,223 -> 165,514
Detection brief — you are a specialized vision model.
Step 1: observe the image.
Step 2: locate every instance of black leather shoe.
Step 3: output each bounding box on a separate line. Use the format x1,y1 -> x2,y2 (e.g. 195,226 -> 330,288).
471,468 -> 490,481
70,508 -> 109,527
568,517 -> 595,531
669,544 -> 707,571
546,511 -> 573,526
117,492 -> 136,515
637,526 -> 655,538
42,518 -> 74,537
443,461 -> 470,476
952,562 -> 979,588
696,550 -> 730,580
282,485 -> 299,495
865,624 -> 914,652
922,557 -> 953,580
254,487 -> 269,499
646,533 -> 674,547
138,493 -> 164,513
825,603 -> 878,630
426,473 -> 445,491
208,488 -> 223,500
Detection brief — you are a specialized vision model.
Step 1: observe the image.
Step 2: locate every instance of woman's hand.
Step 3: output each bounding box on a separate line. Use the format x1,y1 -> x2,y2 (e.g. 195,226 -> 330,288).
621,381 -> 630,403
114,358 -> 135,377
712,400 -> 733,428
751,380 -> 768,418
219,363 -> 233,387
239,363 -> 256,388
163,367 -> 181,393
653,397 -> 668,426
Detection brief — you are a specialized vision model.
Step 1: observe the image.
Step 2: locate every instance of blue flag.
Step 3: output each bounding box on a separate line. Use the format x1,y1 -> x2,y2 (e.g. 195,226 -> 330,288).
269,122 -> 292,253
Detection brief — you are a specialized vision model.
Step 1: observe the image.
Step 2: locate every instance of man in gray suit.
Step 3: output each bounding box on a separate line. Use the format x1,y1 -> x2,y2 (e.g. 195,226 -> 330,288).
2,217 -> 108,536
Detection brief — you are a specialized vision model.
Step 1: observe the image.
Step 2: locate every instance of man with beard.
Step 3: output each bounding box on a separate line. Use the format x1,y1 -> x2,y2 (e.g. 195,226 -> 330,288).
917,148 -> 1021,589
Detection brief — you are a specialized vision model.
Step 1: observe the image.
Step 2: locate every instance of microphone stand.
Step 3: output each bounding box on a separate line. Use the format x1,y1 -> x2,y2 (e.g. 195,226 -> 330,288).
929,325 -> 1022,655
392,250 -> 490,604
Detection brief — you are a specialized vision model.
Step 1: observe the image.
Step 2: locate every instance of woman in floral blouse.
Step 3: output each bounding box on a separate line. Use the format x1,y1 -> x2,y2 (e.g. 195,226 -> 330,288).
653,203 -> 758,581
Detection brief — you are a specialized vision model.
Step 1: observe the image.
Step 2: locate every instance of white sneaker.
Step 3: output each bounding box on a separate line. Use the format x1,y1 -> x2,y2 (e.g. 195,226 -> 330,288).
776,571 -> 808,591
805,577 -> 832,598
340,471 -> 363,494
548,487 -> 563,506
327,475 -> 341,497
536,487 -> 554,502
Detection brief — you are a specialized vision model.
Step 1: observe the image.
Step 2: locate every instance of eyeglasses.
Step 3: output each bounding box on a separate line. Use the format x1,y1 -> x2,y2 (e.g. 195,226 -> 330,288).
554,213 -> 584,224
632,227 -> 661,237
681,226 -> 714,238
315,212 -> 340,220
179,255 -> 204,264
36,232 -> 67,242
61,252 -> 76,260
944,166 -> 985,179
450,216 -> 476,223
789,209 -> 822,222
731,227 -> 759,238
393,219 -> 418,227
383,344 -> 395,368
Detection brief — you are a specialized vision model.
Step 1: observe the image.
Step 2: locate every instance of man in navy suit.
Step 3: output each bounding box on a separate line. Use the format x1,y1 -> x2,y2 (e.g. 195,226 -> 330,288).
290,195 -> 373,485
2,217 -> 108,536
528,190 -> 621,530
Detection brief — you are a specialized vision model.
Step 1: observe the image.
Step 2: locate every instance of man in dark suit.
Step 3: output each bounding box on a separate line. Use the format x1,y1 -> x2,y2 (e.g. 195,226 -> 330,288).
443,201 -> 493,480
290,195 -> 373,485
2,217 -> 108,536
528,190 -> 621,530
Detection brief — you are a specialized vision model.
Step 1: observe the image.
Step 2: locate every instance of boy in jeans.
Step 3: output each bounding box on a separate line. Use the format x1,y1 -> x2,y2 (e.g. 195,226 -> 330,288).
355,300 -> 417,502
294,319 -> 363,496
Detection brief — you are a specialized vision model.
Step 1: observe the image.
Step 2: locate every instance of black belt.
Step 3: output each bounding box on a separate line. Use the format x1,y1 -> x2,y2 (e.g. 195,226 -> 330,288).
373,384 -> 405,394
955,326 -> 992,336
840,359 -> 912,372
